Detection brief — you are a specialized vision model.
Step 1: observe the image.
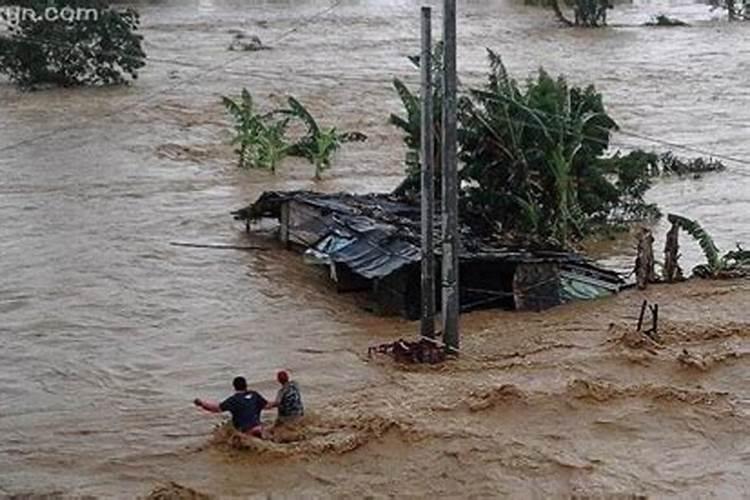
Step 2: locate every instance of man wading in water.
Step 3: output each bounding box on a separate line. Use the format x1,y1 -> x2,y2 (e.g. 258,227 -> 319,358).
194,376 -> 270,437
267,370 -> 304,423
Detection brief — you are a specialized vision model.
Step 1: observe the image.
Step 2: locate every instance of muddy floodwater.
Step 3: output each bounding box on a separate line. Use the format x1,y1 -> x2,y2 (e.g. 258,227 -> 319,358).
1,0 -> 750,497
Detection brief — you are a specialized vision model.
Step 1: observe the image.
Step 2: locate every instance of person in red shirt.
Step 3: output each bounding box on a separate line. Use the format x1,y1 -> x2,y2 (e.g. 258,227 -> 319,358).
267,370 -> 304,424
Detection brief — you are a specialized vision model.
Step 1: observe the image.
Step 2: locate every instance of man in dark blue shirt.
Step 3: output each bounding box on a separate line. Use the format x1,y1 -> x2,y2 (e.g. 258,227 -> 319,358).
194,376 -> 270,437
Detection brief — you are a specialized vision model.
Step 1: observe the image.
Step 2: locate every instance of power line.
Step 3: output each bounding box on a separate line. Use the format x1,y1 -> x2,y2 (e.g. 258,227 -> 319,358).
614,128 -> 750,167
463,84 -> 750,174
4,32 -> 419,89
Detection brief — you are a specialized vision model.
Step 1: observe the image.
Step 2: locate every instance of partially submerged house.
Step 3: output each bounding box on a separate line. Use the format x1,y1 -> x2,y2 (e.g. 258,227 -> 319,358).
234,191 -> 623,319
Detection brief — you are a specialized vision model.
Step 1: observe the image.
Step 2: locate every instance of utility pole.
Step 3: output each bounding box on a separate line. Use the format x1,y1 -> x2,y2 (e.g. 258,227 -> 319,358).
441,0 -> 459,352
420,6 -> 436,339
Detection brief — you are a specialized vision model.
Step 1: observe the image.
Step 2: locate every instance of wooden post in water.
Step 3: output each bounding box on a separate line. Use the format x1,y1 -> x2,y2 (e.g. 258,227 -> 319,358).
635,227 -> 656,289
420,6 -> 436,339
441,0 -> 459,352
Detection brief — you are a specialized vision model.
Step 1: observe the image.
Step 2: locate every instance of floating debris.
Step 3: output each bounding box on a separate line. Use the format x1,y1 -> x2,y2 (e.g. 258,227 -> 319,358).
368,338 -> 446,364
645,14 -> 689,27
660,152 -> 724,177
228,35 -> 270,52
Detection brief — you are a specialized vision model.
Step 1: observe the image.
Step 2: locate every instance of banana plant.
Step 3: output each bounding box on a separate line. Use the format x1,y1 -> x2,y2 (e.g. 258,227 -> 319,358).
255,118 -> 291,174
223,88 -> 293,172
665,213 -> 750,279
667,214 -> 721,277
546,144 -> 583,245
389,42 -> 445,188
389,77 -> 423,174
283,97 -> 366,180
222,88 -> 267,169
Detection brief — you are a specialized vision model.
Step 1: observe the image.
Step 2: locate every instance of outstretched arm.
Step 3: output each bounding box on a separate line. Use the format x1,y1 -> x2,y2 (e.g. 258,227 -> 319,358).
265,390 -> 281,410
194,398 -> 222,413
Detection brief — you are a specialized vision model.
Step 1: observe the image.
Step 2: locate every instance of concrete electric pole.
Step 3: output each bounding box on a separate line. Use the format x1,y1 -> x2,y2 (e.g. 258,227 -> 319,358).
420,6 -> 436,339
441,0 -> 459,352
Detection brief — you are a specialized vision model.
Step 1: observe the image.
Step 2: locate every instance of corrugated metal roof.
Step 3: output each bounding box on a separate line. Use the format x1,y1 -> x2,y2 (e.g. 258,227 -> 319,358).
240,190 -> 624,284
326,231 -> 421,279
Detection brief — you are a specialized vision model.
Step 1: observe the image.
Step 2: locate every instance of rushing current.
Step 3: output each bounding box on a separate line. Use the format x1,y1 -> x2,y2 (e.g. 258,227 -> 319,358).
1,0 -> 749,497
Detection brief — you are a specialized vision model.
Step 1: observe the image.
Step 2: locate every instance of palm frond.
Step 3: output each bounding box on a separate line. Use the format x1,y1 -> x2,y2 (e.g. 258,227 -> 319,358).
285,96 -> 319,135
389,114 -> 412,132
392,78 -> 420,123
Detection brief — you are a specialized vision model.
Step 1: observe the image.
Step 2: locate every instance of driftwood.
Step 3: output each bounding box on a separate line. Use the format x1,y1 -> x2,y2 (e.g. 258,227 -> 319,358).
368,338 -> 446,364
227,33 -> 270,52
621,300 -> 662,352
170,242 -> 270,251
635,227 -> 656,289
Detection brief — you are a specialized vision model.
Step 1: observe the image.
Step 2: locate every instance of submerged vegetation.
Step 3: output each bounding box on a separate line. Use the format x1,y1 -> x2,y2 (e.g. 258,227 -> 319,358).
0,0 -> 146,88
222,89 -> 365,179
550,0 -> 612,27
223,89 -> 286,172
458,51 -> 624,245
282,97 -> 367,180
710,0 -> 750,21
645,14 -> 689,27
605,150 -> 727,178
390,49 -> 728,249
391,49 -> 681,247
544,0 -> 746,26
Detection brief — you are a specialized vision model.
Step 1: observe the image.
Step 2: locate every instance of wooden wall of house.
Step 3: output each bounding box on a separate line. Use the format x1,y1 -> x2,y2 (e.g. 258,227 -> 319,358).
459,260 -> 516,311
371,265 -> 421,319
279,202 -> 290,245
333,263 -> 372,293
512,262 -> 561,311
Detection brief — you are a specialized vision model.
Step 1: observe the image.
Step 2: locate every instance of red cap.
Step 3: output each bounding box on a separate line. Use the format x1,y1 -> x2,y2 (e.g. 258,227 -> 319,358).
277,370 -> 289,384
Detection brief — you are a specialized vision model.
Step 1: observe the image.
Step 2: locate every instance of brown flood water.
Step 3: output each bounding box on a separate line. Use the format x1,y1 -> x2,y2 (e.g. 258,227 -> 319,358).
1,0 -> 749,497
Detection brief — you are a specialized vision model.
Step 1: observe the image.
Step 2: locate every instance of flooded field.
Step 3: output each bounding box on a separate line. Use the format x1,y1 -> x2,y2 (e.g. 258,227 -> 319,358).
1,0 -> 749,497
